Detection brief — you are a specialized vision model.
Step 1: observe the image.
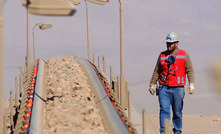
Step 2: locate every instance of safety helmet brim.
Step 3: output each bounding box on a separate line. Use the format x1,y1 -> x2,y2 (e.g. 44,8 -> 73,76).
166,40 -> 179,43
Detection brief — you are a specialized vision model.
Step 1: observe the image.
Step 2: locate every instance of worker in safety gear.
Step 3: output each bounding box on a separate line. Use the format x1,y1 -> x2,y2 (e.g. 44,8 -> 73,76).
149,32 -> 195,134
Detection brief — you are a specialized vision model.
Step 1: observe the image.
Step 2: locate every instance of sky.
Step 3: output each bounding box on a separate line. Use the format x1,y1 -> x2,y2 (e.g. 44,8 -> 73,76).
3,0 -> 221,114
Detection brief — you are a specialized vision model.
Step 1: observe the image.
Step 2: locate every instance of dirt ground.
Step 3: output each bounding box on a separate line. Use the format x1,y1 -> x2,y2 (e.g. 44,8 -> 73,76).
145,113 -> 221,134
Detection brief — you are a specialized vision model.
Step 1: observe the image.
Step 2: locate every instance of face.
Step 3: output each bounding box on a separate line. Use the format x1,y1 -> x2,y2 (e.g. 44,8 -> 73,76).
166,42 -> 177,52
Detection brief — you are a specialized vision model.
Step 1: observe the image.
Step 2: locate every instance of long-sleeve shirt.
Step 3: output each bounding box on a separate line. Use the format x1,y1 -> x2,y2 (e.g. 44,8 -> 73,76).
150,51 -> 194,85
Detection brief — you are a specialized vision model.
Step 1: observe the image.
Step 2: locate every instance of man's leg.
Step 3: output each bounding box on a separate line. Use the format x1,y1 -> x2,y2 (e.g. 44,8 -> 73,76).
171,87 -> 185,134
158,86 -> 171,133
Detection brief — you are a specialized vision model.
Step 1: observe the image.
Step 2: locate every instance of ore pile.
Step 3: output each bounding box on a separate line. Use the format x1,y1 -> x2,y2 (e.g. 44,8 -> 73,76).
44,56 -> 107,134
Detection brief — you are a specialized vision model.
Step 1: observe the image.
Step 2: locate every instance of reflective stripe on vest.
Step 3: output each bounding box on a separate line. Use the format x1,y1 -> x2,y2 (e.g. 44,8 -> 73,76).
177,76 -> 185,84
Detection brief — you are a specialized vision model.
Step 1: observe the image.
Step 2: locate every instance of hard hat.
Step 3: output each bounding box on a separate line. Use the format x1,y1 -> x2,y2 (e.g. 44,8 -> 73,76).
166,32 -> 179,43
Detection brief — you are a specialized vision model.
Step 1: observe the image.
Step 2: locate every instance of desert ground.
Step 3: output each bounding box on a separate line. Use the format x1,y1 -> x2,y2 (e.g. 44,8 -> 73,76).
145,113 -> 221,134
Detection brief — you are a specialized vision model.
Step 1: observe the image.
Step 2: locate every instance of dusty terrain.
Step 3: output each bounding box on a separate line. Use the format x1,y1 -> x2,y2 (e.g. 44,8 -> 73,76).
146,113 -> 221,134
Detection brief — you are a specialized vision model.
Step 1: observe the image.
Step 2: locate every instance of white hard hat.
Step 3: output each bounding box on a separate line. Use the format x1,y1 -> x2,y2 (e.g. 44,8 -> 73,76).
166,32 -> 179,43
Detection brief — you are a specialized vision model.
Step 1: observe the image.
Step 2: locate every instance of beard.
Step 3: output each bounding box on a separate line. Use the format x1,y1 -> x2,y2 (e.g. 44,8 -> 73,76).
167,46 -> 176,53
167,48 -> 173,53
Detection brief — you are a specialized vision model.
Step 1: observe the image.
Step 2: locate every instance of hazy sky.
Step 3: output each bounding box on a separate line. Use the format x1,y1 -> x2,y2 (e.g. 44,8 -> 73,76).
3,0 -> 221,114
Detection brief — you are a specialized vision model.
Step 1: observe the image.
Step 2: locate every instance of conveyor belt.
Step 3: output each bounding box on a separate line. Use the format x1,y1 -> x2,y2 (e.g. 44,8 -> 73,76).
13,58 -> 137,134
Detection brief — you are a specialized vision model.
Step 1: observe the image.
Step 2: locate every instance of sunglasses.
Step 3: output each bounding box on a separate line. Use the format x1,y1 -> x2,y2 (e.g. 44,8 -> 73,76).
166,42 -> 176,46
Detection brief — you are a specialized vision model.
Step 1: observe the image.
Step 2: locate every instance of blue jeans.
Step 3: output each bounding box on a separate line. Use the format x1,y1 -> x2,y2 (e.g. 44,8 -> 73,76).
158,85 -> 185,134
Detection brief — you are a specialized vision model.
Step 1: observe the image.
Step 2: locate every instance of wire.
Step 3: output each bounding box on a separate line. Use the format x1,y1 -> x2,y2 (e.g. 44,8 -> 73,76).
95,94 -> 108,104
130,90 -> 159,133
34,92 -> 47,102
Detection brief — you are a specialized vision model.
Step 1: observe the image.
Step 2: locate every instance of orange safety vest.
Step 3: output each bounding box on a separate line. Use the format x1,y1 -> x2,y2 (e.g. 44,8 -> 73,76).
159,49 -> 186,87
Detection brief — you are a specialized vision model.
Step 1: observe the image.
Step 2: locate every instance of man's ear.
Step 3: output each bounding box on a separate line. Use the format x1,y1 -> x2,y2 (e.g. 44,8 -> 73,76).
175,42 -> 178,47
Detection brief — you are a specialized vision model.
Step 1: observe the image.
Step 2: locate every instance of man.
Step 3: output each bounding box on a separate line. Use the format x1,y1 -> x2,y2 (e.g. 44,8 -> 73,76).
149,32 -> 195,134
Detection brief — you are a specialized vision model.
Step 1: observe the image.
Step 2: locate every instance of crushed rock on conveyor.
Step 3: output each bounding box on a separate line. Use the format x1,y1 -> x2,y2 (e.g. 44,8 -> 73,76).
43,56 -> 107,134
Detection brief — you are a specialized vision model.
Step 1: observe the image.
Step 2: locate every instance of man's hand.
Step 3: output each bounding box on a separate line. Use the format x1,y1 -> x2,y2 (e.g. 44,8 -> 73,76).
188,83 -> 195,94
149,84 -> 156,95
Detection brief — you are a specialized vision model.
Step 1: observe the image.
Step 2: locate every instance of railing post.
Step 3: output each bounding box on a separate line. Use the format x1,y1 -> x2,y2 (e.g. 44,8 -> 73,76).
19,67 -> 23,97
93,54 -> 95,64
117,76 -> 120,101
125,80 -> 128,109
128,91 -> 131,121
15,77 -> 19,111
142,108 -> 146,134
120,76 -> 125,108
10,90 -> 14,132
102,55 -> 106,74
98,56 -> 100,70
110,66 -> 112,89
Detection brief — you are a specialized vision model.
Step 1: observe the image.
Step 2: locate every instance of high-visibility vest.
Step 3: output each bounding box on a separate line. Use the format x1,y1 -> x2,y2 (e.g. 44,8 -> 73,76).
159,49 -> 186,86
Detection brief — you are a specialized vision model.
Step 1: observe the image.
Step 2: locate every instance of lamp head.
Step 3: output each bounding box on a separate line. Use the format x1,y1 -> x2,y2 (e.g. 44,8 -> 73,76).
87,0 -> 108,5
68,0 -> 81,5
39,23 -> 53,30
27,0 -> 76,16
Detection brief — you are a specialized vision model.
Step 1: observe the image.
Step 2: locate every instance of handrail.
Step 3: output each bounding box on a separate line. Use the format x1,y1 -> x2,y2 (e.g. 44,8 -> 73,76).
14,59 -> 40,134
29,59 -> 45,134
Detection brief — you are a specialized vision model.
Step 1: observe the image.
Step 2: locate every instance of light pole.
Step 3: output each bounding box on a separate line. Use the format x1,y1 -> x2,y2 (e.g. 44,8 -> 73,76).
26,8 -> 30,78
84,0 -> 91,61
32,23 -> 52,61
118,0 -> 125,107
81,0 -> 108,61
0,0 -> 6,132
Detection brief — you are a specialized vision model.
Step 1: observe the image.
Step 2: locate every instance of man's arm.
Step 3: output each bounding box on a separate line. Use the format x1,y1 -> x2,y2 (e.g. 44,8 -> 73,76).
185,52 -> 195,94
185,52 -> 194,83
150,55 -> 160,85
149,55 -> 160,95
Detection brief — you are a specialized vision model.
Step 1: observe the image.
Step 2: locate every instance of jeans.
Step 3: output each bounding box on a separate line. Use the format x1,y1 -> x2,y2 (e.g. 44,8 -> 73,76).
158,85 -> 185,134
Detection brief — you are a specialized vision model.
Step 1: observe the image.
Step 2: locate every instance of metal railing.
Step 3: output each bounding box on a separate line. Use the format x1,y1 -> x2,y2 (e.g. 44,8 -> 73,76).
14,59 -> 40,134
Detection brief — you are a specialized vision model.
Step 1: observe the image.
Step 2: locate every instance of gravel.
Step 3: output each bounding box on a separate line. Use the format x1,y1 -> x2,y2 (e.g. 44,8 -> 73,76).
44,56 -> 107,134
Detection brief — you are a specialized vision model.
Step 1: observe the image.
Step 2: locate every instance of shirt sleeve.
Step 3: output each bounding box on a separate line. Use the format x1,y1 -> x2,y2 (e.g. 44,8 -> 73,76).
150,55 -> 161,85
185,52 -> 194,84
